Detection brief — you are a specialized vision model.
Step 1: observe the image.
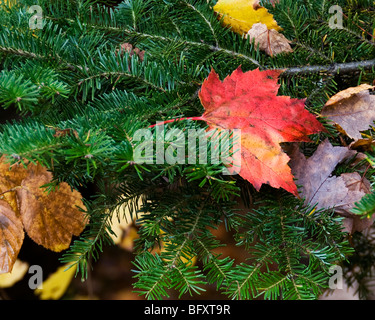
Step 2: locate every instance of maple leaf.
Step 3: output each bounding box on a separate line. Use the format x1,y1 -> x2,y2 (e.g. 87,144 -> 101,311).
197,67 -> 324,195
321,84 -> 375,140
246,23 -> 293,57
213,0 -> 281,35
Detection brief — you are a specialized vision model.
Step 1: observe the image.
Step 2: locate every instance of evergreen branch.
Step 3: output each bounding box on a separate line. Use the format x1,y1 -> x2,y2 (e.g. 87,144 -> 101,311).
0,46 -> 43,60
78,71 -> 167,93
56,18 -> 262,68
180,0 -> 219,48
351,191 -> 375,218
282,58 -> 375,76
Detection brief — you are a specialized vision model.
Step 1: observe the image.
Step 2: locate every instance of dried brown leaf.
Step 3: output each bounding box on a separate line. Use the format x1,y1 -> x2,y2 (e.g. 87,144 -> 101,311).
322,84 -> 375,140
246,23 -> 293,56
0,158 -> 87,273
289,139 -> 372,233
0,200 -> 24,274
117,43 -> 145,62
17,169 -> 87,252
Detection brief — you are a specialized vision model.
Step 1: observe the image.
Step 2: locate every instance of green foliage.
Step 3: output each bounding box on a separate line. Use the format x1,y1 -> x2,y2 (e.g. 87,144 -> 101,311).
0,0 -> 374,299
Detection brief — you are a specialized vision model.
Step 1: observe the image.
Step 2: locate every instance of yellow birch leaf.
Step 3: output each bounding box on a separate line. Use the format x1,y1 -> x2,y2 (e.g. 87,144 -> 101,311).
213,0 -> 281,35
34,264 -> 77,300
0,157 -> 87,274
0,259 -> 29,288
16,167 -> 87,252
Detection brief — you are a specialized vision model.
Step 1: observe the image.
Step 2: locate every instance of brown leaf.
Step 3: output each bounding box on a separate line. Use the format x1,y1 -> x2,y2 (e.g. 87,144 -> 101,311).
0,158 -> 87,273
0,200 -> 24,274
246,23 -> 293,56
117,43 -> 145,62
289,139 -> 356,205
17,169 -> 87,252
289,139 -> 372,233
0,158 -> 30,214
321,84 -> 375,140
324,84 -> 374,107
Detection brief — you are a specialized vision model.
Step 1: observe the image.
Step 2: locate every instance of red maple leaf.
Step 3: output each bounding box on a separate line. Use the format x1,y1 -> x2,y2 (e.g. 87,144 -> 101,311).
197,67 -> 324,195
150,67 -> 324,195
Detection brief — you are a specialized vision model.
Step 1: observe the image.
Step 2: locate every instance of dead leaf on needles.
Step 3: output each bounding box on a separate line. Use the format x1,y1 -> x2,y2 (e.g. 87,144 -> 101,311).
322,84 -> 375,140
0,157 -> 87,273
289,139 -> 373,233
246,23 -> 293,56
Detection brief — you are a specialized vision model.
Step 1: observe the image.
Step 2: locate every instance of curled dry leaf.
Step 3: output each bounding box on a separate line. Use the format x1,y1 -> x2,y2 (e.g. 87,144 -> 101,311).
246,23 -> 293,57
0,158 -> 87,273
213,0 -> 281,35
0,200 -> 24,273
321,84 -> 375,140
289,139 -> 373,233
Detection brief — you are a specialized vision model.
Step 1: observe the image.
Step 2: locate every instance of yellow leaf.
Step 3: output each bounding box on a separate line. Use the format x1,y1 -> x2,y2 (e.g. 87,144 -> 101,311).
0,259 -> 28,288
119,226 -> 139,251
109,198 -> 144,246
213,0 -> 281,35
34,264 -> 77,300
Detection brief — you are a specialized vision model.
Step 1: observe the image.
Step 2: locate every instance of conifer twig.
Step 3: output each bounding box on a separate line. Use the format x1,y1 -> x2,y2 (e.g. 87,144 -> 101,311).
282,58 -> 375,76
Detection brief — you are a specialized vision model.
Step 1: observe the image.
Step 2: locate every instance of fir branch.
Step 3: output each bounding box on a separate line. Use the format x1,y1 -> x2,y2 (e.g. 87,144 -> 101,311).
282,58 -> 375,76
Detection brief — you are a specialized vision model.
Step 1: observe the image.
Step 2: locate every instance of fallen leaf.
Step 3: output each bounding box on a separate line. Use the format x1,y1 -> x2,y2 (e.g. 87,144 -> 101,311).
34,263 -> 77,300
349,138 -> 375,152
0,259 -> 29,287
109,197 -> 144,247
324,84 -> 374,107
0,200 -> 24,273
321,84 -> 375,140
117,42 -> 145,62
119,226 -> 139,252
198,67 -> 324,195
289,139 -> 373,233
17,169 -> 87,252
0,158 -> 87,273
213,0 -> 281,35
0,158 -> 30,214
246,23 -> 293,57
